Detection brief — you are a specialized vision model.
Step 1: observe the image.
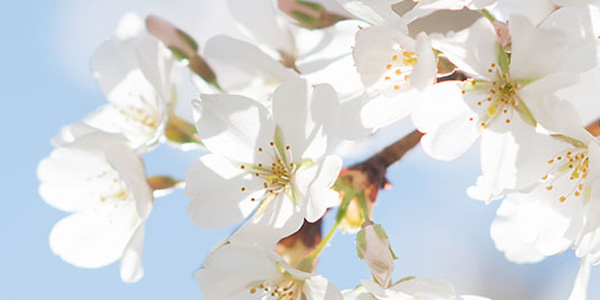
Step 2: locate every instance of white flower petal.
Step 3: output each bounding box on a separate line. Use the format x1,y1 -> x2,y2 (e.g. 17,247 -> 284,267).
49,200 -> 140,269
120,222 -> 145,283
353,26 -> 416,88
203,35 -> 299,96
303,275 -> 344,300
430,18 -> 499,79
412,82 -> 480,160
193,94 -> 274,163
304,155 -> 343,222
410,32 -> 436,91
342,289 -> 374,300
196,244 -> 282,300
272,79 -> 337,160
568,255 -> 592,300
490,194 -> 548,263
227,0 -> 294,54
104,138 -> 153,219
509,14 -> 569,81
361,89 -> 420,129
391,277 -> 457,299
185,154 -> 263,229
339,0 -> 403,26
229,193 -> 305,247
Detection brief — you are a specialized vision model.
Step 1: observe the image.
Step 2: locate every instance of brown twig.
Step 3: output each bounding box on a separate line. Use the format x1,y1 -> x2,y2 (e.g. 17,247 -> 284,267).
348,130 -> 423,190
586,118 -> 600,137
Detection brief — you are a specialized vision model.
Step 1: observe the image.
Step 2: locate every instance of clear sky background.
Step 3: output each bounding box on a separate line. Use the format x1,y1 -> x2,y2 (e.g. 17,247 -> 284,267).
1,1 -> 598,299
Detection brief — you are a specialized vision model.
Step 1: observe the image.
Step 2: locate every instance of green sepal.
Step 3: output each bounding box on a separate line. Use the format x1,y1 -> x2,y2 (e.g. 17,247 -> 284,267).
394,276 -> 415,285
165,114 -> 203,146
550,134 -> 587,149
497,44 -> 510,75
168,46 -> 190,61
297,0 -> 324,12
514,99 -> 537,126
356,228 -> 367,260
294,258 -> 313,273
292,10 -> 320,29
176,29 -> 199,52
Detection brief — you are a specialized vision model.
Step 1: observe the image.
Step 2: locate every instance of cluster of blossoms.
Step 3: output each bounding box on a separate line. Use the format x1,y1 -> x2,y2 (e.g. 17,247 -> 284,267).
39,0 -> 600,299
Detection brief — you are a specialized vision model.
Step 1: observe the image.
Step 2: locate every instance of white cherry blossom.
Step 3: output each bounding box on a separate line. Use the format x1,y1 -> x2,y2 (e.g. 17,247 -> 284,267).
343,278 -> 490,300
85,15 -> 174,151
186,79 -> 343,246
412,14 -> 598,205
38,125 -> 152,282
354,25 -> 436,128
196,244 -> 343,300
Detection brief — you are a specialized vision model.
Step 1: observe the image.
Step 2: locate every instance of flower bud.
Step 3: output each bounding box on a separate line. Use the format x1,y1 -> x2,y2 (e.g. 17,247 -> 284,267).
145,15 -> 218,86
356,222 -> 397,288
277,0 -> 346,29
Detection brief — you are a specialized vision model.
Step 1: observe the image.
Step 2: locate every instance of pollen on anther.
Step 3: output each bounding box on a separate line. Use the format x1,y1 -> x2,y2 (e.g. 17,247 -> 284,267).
250,287 -> 256,294
542,175 -> 548,180
461,90 -> 466,94
394,85 -> 400,90
263,182 -> 268,188
505,119 -> 510,124
251,198 -> 256,201
392,55 -> 398,61
546,185 -> 553,191
240,165 -> 246,169
270,141 -> 275,146
386,64 -> 392,70
559,196 -> 567,203
469,117 -> 474,121
575,191 -> 581,197
241,187 -> 247,192
258,147 -> 263,152
258,163 -> 263,167
385,76 -> 391,81
395,69 -> 402,75
286,145 -> 291,150
488,69 -> 493,73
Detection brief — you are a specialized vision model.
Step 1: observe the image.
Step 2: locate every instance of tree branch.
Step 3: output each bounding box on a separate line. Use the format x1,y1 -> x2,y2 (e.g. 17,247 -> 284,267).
586,117 -> 600,137
348,130 -> 423,190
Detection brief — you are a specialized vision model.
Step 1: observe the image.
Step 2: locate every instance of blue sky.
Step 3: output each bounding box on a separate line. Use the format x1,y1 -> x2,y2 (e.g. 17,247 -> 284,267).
0,1 -> 598,299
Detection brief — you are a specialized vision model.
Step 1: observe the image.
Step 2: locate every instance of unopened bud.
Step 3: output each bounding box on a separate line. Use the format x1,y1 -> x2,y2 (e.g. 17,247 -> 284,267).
145,15 -> 197,57
278,0 -> 346,29
145,15 -> 218,87
356,222 -> 397,288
